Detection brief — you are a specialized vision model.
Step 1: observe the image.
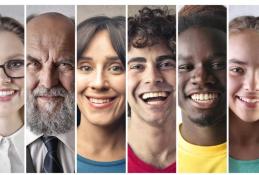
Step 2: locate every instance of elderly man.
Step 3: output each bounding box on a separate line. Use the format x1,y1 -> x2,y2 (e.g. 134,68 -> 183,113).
26,12 -> 75,173
127,7 -> 176,173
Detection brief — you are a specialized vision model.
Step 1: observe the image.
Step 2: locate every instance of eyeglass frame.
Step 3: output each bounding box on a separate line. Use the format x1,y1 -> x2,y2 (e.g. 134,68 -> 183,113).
0,59 -> 24,79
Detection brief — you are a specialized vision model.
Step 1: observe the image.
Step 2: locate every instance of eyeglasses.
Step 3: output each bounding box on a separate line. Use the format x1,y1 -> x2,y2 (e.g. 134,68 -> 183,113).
0,59 -> 24,79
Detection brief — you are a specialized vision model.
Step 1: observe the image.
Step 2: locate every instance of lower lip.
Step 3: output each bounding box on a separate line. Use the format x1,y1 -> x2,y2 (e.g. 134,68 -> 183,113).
0,91 -> 17,102
86,97 -> 115,109
237,97 -> 258,109
189,97 -> 219,109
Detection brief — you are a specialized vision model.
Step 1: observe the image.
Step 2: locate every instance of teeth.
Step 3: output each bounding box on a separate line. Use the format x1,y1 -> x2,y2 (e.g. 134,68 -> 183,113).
239,97 -> 259,103
142,92 -> 168,100
89,98 -> 112,104
0,90 -> 15,97
191,93 -> 218,101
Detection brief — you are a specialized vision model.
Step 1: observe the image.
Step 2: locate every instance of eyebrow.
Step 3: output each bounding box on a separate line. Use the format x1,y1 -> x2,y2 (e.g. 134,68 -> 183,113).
157,55 -> 175,62
128,57 -> 146,64
229,58 -> 247,65
27,55 -> 41,62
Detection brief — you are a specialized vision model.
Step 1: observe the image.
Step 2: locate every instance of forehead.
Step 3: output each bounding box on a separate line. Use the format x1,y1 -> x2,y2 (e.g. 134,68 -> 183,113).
128,42 -> 173,62
178,27 -> 226,61
0,31 -> 23,60
27,16 -> 75,61
229,30 -> 259,65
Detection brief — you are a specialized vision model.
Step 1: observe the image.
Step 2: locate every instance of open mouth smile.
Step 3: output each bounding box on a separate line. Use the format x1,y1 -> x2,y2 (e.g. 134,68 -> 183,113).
236,96 -> 259,108
0,90 -> 18,101
140,91 -> 170,105
188,92 -> 220,109
86,96 -> 116,109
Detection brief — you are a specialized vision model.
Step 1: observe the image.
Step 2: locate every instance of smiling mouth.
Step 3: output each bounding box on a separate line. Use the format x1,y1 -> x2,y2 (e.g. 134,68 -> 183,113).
190,92 -> 219,102
0,90 -> 16,97
237,96 -> 259,104
88,97 -> 116,104
140,91 -> 170,105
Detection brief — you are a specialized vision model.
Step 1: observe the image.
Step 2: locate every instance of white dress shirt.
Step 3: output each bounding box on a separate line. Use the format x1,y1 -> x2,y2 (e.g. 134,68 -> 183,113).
26,127 -> 75,173
0,126 -> 24,173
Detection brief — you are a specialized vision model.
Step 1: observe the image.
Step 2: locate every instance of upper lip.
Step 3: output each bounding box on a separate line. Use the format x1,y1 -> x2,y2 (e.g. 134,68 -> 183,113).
237,95 -> 259,99
186,89 -> 221,97
0,88 -> 17,91
86,95 -> 117,99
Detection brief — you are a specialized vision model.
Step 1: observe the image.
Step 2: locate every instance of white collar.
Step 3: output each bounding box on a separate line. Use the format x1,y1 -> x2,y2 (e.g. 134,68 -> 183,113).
2,126 -> 24,161
26,127 -> 75,153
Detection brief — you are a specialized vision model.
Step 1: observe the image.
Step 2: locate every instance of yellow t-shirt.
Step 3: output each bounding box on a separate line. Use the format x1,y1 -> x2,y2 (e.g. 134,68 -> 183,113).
178,125 -> 227,173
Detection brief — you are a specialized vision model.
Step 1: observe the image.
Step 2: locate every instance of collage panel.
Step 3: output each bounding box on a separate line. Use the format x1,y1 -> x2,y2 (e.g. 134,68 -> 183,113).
26,5 -> 75,173
0,5 -> 24,173
177,5 -> 227,173
229,5 -> 259,173
77,5 -> 126,173
127,5 -> 176,173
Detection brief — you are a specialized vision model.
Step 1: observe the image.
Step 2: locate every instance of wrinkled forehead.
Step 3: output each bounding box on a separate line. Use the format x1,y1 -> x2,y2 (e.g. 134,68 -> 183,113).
27,17 -> 74,61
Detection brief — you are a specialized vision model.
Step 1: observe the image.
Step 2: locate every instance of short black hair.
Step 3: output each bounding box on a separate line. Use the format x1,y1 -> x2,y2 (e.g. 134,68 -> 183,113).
178,5 -> 226,34
77,16 -> 125,65
128,7 -> 176,56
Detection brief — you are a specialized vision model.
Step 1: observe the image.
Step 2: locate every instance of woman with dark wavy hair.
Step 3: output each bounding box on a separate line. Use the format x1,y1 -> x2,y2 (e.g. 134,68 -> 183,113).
0,15 -> 24,173
77,16 -> 125,173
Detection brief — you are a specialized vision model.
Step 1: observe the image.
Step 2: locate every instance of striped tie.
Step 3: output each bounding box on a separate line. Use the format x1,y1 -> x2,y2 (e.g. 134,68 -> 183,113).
42,136 -> 63,173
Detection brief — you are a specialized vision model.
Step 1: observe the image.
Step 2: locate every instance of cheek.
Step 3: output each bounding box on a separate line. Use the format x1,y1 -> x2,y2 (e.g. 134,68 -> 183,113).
127,72 -> 139,95
163,70 -> 176,87
229,75 -> 242,97
108,74 -> 125,95
60,71 -> 74,92
215,71 -> 227,87
77,73 -> 90,94
26,72 -> 38,91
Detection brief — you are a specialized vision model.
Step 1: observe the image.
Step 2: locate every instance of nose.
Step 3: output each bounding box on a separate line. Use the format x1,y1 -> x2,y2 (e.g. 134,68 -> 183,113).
191,64 -> 215,86
144,65 -> 163,84
244,70 -> 259,92
0,68 -> 11,83
89,69 -> 109,91
39,66 -> 59,89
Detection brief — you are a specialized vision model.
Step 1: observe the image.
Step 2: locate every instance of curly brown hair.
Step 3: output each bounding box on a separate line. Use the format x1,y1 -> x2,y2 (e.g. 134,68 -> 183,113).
229,16 -> 259,33
128,6 -> 176,55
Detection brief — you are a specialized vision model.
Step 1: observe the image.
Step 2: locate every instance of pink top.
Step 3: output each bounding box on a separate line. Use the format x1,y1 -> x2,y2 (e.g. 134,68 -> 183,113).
128,145 -> 176,173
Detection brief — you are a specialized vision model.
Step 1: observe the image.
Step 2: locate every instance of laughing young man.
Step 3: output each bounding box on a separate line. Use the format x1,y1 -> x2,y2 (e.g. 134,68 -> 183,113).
127,6 -> 176,173
178,5 -> 227,173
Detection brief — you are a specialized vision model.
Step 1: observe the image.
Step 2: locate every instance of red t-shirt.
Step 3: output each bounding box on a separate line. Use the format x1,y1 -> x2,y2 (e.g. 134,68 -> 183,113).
128,145 -> 176,173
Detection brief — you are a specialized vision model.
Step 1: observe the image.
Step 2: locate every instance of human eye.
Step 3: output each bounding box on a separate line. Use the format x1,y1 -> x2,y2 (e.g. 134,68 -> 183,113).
58,62 -> 74,72
158,60 -> 175,70
78,63 -> 93,73
6,60 -> 24,70
178,64 -> 194,72
229,66 -> 244,75
108,63 -> 124,74
27,58 -> 41,71
129,63 -> 145,72
211,61 -> 226,70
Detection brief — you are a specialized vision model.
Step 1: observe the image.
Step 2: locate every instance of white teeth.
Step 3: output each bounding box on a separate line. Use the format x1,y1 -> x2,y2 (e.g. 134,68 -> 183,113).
239,97 -> 259,103
89,98 -> 112,104
191,93 -> 218,101
142,92 -> 168,100
0,90 -> 15,97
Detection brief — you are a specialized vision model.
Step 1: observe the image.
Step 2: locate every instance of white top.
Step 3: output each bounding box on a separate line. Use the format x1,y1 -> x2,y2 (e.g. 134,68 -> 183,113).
0,126 -> 24,173
26,127 -> 75,173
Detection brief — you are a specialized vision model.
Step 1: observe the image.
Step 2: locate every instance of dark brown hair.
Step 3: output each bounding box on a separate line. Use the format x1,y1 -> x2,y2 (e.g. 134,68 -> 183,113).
0,15 -> 24,43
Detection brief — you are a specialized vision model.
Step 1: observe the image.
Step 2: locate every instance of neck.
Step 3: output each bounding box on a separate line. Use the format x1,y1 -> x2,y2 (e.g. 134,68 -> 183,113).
0,110 -> 23,137
230,111 -> 259,145
78,115 -> 125,154
181,113 -> 226,146
129,112 -> 176,167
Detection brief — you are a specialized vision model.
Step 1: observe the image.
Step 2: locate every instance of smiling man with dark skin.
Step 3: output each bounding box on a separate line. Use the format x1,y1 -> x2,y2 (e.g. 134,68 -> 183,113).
178,5 -> 227,173
127,7 -> 176,173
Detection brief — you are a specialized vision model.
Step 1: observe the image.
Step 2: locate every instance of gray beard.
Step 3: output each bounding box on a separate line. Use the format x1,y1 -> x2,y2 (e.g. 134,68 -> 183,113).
27,86 -> 75,135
